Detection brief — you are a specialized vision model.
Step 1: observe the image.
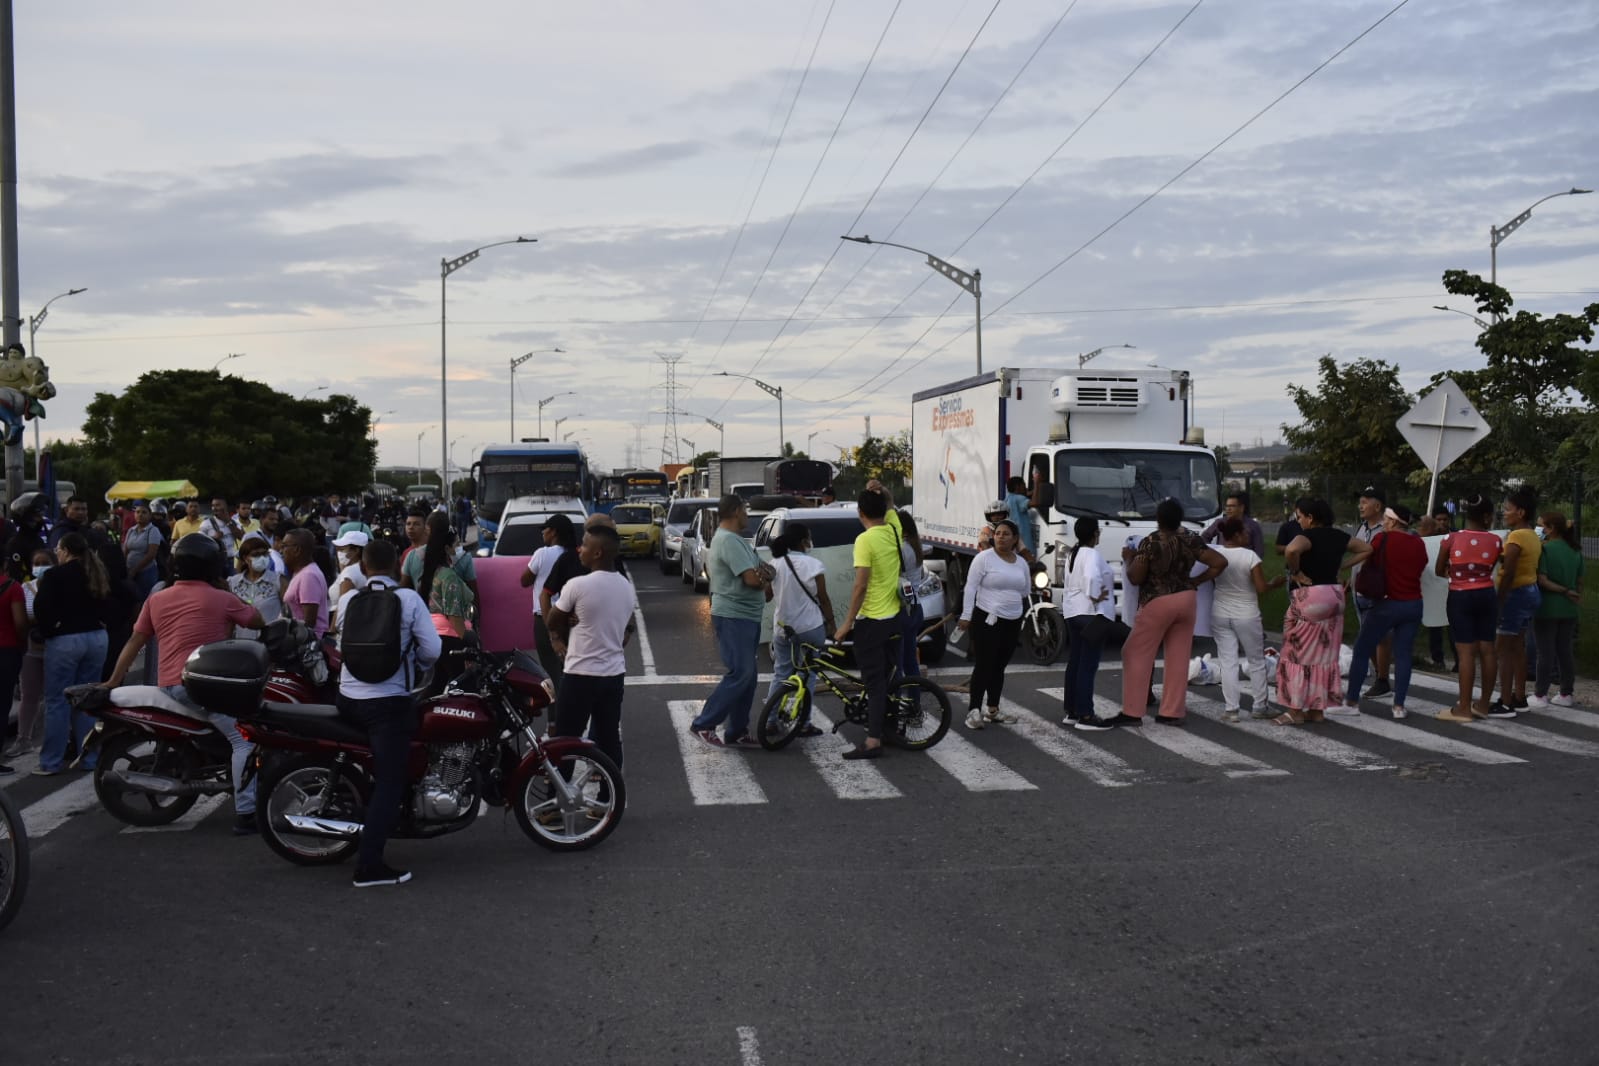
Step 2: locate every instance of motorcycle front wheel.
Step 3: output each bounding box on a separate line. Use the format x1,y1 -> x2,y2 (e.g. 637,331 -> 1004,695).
259,756 -> 367,866
1021,609 -> 1065,665
514,748 -> 625,851
0,787 -> 28,933
94,733 -> 203,826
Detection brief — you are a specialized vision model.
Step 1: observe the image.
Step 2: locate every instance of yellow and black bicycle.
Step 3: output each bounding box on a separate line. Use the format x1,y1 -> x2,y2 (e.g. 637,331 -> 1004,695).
757,626 -> 952,752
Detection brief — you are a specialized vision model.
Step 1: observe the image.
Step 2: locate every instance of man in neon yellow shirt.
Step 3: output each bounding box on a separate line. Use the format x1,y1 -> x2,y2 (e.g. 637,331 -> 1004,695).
833,487 -> 904,760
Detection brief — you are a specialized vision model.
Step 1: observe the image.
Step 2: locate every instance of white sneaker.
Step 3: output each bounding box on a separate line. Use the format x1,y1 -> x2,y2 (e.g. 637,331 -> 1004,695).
964,709 -> 986,730
1551,694 -> 1577,708
1392,706 -> 1407,719
983,707 -> 1018,725
1526,694 -> 1550,708
1324,703 -> 1361,717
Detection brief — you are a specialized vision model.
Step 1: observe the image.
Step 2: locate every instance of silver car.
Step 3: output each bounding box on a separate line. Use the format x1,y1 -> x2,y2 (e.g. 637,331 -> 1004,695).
659,499 -> 717,575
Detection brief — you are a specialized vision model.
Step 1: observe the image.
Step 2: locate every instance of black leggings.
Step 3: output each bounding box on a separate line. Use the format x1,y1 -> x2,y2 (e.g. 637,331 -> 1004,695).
968,608 -> 1022,710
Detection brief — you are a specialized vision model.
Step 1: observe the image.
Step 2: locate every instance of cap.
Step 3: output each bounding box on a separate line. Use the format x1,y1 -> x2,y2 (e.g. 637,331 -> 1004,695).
1359,485 -> 1386,505
1385,504 -> 1413,526
985,499 -> 1008,516
332,531 -> 369,548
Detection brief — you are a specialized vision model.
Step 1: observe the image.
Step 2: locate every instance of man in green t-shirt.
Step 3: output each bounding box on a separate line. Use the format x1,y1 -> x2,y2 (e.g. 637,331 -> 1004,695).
833,488 -> 904,760
689,495 -> 774,749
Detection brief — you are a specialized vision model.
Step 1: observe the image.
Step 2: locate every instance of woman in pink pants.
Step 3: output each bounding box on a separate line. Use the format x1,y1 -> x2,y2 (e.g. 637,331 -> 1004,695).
1078,498 -> 1225,730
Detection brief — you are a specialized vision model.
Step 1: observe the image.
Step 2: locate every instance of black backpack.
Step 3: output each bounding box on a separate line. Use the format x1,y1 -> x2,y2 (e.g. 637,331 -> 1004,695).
340,584 -> 407,684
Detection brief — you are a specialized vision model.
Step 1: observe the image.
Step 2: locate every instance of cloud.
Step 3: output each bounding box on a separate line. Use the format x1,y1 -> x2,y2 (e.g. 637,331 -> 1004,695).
545,139 -> 711,179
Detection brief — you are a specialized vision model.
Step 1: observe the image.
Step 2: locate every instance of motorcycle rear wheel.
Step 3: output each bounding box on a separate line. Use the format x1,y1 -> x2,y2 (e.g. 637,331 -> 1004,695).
514,748 -> 625,851
1021,609 -> 1065,665
0,787 -> 28,933
259,756 -> 367,866
93,733 -> 203,826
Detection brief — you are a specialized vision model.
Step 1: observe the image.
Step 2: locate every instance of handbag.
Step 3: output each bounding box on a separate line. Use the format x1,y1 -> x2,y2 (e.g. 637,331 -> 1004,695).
1353,531 -> 1388,602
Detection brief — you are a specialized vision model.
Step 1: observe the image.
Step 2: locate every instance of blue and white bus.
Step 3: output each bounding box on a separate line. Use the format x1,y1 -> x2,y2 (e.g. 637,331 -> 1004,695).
471,441 -> 594,542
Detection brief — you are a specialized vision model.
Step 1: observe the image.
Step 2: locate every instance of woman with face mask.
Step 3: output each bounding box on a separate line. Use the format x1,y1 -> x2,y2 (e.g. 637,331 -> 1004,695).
228,533 -> 285,640
327,531 -> 370,636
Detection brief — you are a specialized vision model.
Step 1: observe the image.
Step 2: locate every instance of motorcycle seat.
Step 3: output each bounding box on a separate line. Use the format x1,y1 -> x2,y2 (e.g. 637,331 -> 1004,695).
111,685 -> 209,722
252,701 -> 369,745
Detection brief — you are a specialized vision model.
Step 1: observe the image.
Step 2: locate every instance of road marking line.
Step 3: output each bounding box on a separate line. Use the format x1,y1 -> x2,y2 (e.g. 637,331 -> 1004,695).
1398,672 -> 1599,733
799,706 -> 903,800
922,707 -> 1039,792
122,793 -> 230,834
20,776 -> 98,838
1181,691 -> 1395,771
1403,695 -> 1599,759
666,700 -> 768,805
1322,708 -> 1527,765
737,1026 -> 763,1066
998,697 -> 1140,788
1082,694 -> 1288,778
629,575 -> 657,678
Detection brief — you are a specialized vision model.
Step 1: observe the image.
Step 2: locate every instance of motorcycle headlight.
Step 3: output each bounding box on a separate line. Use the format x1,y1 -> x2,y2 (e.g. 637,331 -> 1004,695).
1033,569 -> 1051,590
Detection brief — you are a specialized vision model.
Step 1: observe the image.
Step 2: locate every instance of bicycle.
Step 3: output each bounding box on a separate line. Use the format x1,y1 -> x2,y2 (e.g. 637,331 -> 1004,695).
0,784 -> 30,933
757,625 -> 952,752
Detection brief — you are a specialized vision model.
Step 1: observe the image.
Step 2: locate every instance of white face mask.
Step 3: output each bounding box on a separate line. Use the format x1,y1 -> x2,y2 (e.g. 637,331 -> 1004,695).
31,565 -> 49,578
249,556 -> 269,574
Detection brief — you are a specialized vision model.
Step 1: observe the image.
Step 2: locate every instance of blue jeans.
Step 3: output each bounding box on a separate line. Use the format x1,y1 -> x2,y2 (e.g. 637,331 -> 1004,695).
693,616 -> 760,740
1346,598 -> 1423,707
162,684 -> 255,816
41,629 -> 109,772
1063,614 -> 1104,720
768,623 -> 826,723
899,602 -> 924,679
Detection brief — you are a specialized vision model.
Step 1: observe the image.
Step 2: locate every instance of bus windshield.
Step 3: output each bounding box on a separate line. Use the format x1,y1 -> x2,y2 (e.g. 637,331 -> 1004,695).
479,458 -> 586,521
1052,448 -> 1220,522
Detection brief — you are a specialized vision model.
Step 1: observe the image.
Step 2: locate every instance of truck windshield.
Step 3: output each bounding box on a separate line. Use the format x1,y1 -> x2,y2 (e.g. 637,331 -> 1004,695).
1053,449 -> 1220,522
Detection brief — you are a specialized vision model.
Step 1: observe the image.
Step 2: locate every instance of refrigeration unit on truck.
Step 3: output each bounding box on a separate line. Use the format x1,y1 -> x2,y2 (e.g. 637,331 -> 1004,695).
707,456 -> 781,499
910,366 -> 1220,597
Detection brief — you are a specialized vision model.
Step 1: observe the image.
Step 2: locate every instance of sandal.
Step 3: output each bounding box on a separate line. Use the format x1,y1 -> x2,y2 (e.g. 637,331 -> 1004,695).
1435,705 -> 1474,723
1272,710 -> 1308,726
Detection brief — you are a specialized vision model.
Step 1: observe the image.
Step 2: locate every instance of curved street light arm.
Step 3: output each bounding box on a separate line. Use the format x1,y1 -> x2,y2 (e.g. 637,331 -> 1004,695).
1492,188 -> 1592,248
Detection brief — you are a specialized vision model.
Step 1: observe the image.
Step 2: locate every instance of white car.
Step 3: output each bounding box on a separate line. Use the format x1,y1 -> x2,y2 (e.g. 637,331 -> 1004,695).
680,506 -> 767,594
659,498 -> 718,575
752,507 -> 948,664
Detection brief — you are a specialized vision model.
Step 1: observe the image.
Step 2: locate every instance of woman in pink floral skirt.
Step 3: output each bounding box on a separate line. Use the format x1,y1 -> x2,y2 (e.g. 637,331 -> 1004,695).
1275,498 -> 1371,724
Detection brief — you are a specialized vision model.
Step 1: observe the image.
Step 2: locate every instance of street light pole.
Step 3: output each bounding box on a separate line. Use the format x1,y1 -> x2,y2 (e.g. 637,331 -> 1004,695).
441,235 -> 537,496
713,373 -> 781,455
300,385 -> 328,400
369,409 -> 395,489
807,430 -> 819,456
510,347 -> 565,439
681,437 -> 697,458
1490,187 -> 1591,319
841,235 -> 982,374
704,417 -> 725,457
1433,305 -> 1491,330
536,389 -> 576,439
26,285 -> 86,480
554,414 -> 581,440
416,425 -> 434,490
1077,343 -> 1136,368
212,351 -> 245,372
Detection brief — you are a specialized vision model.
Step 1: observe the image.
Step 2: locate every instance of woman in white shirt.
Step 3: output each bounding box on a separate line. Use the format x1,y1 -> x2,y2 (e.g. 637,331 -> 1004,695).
765,523 -> 834,738
960,520 -> 1031,730
1211,516 -> 1285,721
1062,517 -> 1115,725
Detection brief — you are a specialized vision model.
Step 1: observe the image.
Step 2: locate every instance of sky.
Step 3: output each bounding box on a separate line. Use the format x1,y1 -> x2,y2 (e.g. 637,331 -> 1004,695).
11,0 -> 1599,482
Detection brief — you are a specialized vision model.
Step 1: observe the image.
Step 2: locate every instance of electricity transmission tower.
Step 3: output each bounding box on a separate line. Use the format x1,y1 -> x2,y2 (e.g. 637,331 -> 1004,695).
657,353 -> 684,467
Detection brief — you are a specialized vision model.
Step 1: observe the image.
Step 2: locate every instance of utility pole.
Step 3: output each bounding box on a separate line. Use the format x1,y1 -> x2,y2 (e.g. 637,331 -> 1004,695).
1,0 -> 23,503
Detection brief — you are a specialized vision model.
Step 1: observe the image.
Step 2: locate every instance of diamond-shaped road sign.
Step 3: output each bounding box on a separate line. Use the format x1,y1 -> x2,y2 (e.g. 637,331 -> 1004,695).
1398,377 -> 1491,474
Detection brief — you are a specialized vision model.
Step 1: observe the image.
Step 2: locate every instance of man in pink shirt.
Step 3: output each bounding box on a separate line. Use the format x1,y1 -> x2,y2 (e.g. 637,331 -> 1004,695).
104,534 -> 264,833
281,528 -> 329,640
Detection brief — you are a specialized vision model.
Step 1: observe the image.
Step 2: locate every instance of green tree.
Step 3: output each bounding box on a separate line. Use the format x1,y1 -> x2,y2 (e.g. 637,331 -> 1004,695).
1283,356 -> 1415,485
832,431 -> 912,499
1436,271 -> 1599,487
81,369 -> 375,500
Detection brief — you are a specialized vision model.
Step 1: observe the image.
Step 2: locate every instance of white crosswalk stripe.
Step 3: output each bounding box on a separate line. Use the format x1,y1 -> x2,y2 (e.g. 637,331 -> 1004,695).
1400,672 -> 1599,733
801,706 -> 903,800
19,776 -> 99,839
667,700 -> 768,805
1087,694 -> 1289,778
1181,691 -> 1396,772
1320,710 -> 1527,764
1402,695 -> 1599,759
0,748 -> 41,788
996,698 -> 1141,788
121,794 -> 231,834
923,716 -> 1039,792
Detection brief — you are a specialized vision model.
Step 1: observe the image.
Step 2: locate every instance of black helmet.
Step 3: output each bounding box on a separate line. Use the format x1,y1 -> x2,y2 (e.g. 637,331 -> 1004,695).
172,533 -> 223,582
8,491 -> 43,519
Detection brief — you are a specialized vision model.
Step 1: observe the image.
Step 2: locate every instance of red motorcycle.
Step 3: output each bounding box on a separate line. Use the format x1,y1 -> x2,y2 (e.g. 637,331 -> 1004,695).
186,636 -> 625,866
66,619 -> 331,827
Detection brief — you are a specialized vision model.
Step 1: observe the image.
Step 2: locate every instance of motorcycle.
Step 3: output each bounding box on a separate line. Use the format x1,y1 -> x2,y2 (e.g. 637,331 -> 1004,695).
66,619 -> 331,827
1019,547 -> 1065,665
214,637 -> 624,867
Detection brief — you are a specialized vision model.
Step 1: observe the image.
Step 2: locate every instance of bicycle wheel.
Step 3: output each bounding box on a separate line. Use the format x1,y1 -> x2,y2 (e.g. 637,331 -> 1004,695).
886,676 -> 951,750
757,678 -> 810,751
0,786 -> 30,933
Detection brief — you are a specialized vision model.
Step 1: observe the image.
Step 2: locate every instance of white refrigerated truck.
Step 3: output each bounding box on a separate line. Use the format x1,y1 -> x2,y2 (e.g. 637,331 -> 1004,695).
911,366 -> 1221,600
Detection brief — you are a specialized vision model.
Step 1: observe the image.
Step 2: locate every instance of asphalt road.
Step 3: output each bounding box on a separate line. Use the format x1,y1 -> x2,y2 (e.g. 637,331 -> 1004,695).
4,558 -> 1599,1065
